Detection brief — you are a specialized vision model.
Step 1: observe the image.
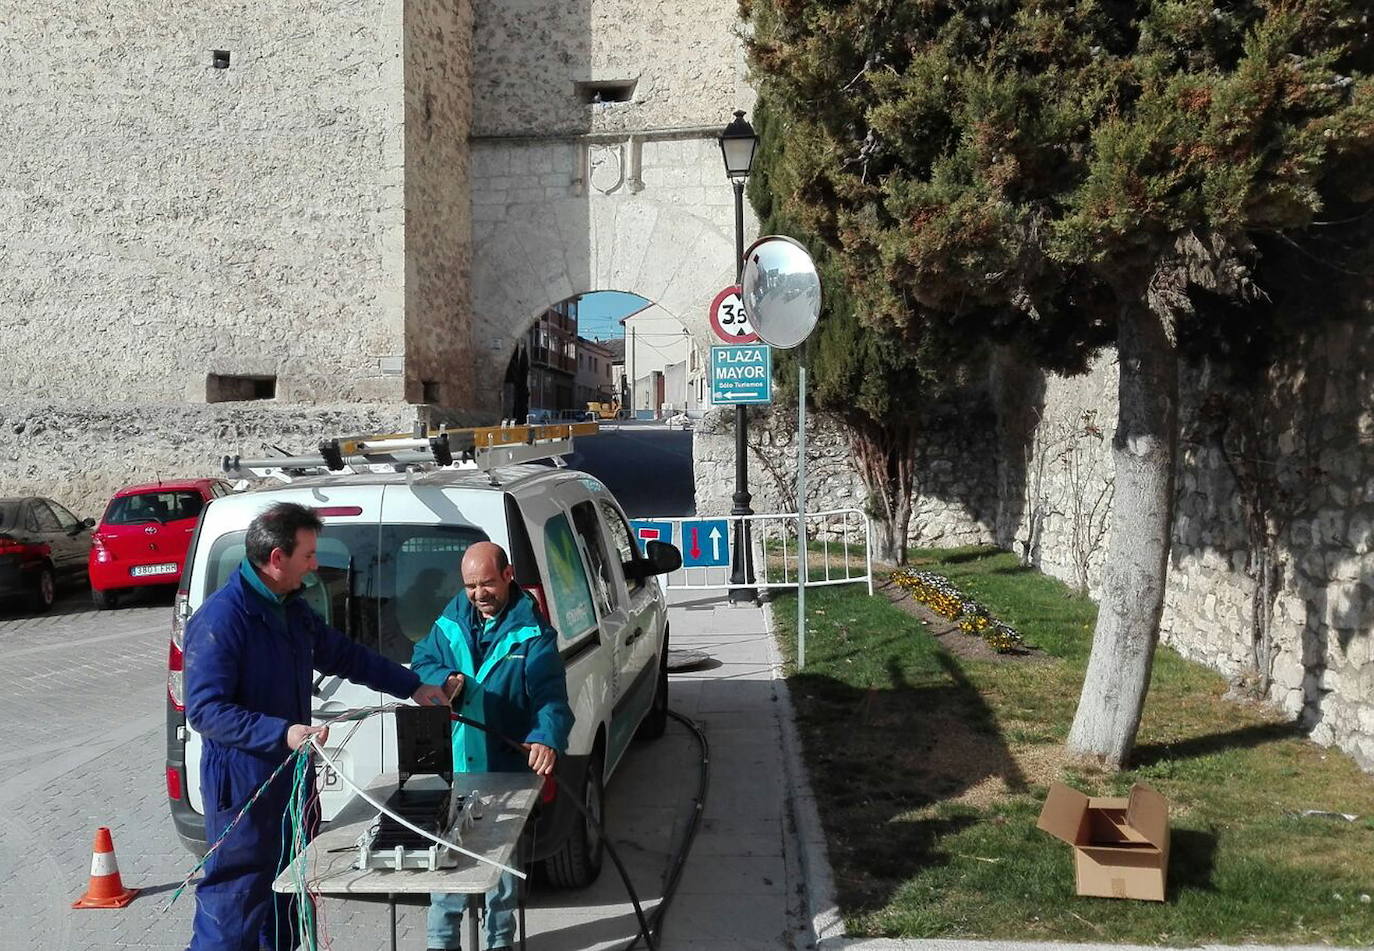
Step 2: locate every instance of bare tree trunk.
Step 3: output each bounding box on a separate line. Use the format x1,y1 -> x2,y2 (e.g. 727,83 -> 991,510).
850,419 -> 916,564
1066,297 -> 1178,768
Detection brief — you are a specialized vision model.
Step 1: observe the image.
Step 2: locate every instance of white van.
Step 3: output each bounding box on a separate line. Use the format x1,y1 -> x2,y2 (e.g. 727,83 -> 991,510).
165,461 -> 679,887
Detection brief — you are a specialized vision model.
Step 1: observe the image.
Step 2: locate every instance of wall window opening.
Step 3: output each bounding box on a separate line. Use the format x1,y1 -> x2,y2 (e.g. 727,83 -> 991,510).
206,374 -> 276,402
575,79 -> 636,105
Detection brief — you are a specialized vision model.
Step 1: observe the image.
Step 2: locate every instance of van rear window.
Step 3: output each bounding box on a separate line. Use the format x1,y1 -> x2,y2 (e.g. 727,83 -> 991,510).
201,523 -> 487,664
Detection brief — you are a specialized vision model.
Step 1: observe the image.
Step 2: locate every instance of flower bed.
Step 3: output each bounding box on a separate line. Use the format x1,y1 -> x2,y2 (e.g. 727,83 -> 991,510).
890,568 -> 1025,653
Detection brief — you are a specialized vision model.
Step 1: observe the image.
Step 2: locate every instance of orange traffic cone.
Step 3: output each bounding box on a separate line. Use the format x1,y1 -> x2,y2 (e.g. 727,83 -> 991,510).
72,827 -> 139,909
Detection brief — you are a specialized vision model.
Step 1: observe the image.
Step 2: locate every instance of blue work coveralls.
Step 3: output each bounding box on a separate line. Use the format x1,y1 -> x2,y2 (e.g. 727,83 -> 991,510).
184,560 -> 422,951
410,587 -> 573,950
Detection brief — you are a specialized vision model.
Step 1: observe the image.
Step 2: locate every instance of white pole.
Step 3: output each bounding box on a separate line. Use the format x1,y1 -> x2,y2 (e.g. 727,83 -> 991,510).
865,514 -> 874,597
797,364 -> 807,670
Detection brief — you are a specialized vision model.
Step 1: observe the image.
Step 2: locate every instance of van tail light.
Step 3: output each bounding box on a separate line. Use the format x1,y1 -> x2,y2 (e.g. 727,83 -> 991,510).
169,588 -> 190,711
171,589 -> 190,651
540,774 -> 557,804
526,584 -> 550,622
168,640 -> 185,712
166,767 -> 183,801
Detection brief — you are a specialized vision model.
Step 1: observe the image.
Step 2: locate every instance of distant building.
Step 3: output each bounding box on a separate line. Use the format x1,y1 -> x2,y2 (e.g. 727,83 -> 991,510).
575,337 -> 617,410
620,303 -> 704,417
526,298 -> 579,415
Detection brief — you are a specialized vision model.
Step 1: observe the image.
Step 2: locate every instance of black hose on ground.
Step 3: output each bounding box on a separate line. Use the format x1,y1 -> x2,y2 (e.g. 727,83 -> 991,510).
615,708 -> 710,951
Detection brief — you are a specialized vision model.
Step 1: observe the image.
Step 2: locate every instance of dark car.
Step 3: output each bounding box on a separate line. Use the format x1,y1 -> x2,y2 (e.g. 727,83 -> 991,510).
0,497 -> 96,612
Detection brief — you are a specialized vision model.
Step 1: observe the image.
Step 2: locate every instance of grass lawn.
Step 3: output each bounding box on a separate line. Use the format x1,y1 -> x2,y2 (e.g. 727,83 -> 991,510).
772,545 -> 1374,944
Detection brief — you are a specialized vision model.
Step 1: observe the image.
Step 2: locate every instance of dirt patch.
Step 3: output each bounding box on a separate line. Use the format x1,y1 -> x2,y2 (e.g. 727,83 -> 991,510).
875,577 -> 1052,665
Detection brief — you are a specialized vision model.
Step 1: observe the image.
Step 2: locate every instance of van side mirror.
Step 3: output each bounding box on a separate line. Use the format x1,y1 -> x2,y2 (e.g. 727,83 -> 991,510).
623,540 -> 682,580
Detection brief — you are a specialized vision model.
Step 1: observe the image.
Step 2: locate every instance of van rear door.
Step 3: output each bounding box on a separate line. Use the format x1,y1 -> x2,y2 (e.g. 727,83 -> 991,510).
372,484 -> 502,777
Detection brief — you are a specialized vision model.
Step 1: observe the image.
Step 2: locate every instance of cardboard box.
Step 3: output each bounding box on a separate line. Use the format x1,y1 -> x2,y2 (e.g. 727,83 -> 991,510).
1036,782 -> 1170,901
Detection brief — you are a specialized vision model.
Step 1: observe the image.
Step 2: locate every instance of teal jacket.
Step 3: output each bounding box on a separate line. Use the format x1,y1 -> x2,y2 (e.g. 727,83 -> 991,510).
410,587 -> 573,773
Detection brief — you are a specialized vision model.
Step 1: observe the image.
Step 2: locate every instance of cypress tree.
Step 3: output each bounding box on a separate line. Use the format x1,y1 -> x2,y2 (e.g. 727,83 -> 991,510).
745,0 -> 1374,766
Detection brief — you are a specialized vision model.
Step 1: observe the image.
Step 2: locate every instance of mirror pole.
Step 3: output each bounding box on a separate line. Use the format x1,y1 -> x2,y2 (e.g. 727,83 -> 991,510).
728,179 -> 758,602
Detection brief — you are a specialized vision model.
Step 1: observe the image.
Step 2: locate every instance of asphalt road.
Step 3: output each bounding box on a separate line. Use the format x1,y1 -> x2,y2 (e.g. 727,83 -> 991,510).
564,421 -> 696,518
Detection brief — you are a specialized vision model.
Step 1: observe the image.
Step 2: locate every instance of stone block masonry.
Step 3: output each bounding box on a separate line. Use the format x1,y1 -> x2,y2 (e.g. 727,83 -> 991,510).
0,402 -> 425,519
692,404 -> 1000,549
2,3 -> 414,406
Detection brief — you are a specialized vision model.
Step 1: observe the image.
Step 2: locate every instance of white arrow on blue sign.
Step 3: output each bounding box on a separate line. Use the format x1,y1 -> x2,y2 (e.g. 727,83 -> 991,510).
680,519 -> 729,568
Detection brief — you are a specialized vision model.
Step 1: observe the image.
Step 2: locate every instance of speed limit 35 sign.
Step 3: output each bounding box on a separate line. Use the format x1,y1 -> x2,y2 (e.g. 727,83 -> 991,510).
709,285 -> 759,344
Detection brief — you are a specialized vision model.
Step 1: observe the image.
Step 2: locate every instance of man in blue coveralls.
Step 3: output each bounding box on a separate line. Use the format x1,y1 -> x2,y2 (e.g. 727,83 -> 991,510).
411,541 -> 573,951
184,502 -> 452,951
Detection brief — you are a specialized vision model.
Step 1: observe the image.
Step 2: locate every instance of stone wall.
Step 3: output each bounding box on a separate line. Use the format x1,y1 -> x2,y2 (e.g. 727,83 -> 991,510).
0,402 -> 426,520
403,0 -> 476,409
985,323 -> 1374,767
472,0 -> 752,137
2,1 -> 418,405
692,404 -> 1000,549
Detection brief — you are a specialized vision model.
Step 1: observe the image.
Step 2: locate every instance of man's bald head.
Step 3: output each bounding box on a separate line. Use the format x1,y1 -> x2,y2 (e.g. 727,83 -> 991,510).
462,541 -> 515,618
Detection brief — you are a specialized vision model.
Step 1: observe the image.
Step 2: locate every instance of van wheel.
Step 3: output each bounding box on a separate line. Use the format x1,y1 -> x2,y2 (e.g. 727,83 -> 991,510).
92,587 -> 119,610
636,642 -> 669,740
544,750 -> 604,888
28,566 -> 56,613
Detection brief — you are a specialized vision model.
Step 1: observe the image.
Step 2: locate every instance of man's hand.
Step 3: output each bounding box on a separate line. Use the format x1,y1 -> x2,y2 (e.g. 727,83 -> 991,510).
443,673 -> 465,703
413,682 -> 453,706
287,723 -> 329,752
523,742 -> 556,776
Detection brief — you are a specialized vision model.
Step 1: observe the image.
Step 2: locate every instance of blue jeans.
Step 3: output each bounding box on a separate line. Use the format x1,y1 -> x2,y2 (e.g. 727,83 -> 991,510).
427,871 -> 518,950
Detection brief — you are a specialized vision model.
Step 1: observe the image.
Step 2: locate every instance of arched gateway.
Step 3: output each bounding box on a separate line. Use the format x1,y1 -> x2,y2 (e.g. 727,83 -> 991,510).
469,136 -> 744,412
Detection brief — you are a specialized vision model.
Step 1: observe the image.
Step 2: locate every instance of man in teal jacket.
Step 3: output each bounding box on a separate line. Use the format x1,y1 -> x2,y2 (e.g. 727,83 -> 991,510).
411,541 -> 573,951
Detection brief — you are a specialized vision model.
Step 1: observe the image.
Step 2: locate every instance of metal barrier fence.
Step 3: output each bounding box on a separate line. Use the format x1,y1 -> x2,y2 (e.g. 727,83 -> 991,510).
643,508 -> 873,595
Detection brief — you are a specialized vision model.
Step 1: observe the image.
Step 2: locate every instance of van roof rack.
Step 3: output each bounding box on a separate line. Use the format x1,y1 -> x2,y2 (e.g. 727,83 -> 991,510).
223,422 -> 598,482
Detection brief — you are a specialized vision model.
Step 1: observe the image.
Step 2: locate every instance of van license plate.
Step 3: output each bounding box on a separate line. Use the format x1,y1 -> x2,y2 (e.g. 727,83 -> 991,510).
132,563 -> 178,577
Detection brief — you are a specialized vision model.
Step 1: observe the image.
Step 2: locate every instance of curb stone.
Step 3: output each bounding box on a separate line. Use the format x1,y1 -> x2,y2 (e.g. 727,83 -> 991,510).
759,596 -> 845,949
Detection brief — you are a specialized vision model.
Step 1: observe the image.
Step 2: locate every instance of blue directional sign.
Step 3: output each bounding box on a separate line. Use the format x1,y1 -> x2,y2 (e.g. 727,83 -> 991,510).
629,520 -> 674,555
680,519 -> 729,568
710,345 -> 772,405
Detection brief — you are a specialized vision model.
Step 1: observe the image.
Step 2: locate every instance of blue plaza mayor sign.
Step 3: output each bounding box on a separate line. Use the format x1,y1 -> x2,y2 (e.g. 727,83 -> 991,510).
710,345 -> 772,405
680,519 -> 730,568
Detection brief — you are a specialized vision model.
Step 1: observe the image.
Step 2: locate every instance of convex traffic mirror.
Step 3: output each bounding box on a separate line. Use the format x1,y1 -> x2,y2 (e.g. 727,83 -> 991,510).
739,235 -> 822,349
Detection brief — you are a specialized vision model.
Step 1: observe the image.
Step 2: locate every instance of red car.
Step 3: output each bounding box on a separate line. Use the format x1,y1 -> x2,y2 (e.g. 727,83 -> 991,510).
89,479 -> 231,608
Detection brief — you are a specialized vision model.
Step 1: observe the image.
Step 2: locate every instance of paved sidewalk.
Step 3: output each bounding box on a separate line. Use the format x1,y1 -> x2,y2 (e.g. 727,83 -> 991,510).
517,588 -> 816,950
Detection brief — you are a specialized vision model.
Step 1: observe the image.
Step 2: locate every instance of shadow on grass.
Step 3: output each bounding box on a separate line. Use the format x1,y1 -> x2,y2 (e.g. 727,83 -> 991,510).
984,563 -> 1039,578
789,649 -> 1026,915
915,546 -> 1003,566
1131,720 -> 1304,769
1168,828 -> 1220,897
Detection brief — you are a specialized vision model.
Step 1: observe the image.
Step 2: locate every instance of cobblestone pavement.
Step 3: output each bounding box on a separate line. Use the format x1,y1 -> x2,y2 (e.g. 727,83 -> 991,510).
0,587 -> 805,951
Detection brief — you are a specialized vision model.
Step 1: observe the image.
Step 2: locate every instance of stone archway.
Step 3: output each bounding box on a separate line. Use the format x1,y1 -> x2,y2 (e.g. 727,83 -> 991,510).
468,134 -> 752,415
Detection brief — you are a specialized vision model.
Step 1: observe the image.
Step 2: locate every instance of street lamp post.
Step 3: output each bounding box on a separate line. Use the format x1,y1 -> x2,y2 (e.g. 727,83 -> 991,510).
719,110 -> 759,603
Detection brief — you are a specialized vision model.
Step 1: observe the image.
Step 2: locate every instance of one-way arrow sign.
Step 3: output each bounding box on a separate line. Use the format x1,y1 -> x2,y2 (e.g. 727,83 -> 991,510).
680,519 -> 729,568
